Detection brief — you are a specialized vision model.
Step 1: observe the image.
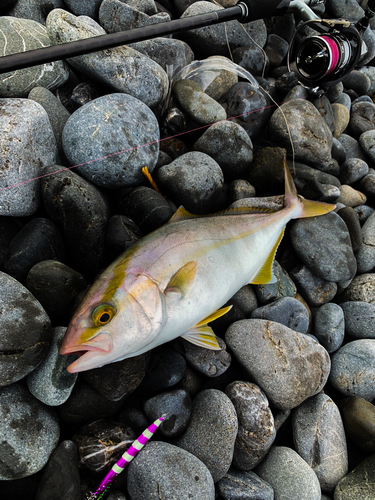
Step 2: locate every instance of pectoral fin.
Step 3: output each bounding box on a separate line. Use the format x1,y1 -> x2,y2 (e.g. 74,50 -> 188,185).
250,228 -> 285,284
181,305 -> 232,350
165,261 -> 197,297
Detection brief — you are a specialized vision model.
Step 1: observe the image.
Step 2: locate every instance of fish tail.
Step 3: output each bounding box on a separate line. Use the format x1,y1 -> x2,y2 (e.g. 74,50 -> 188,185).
284,160 -> 336,218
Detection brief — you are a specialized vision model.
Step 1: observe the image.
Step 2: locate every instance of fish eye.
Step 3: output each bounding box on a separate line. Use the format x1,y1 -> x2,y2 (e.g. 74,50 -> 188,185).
92,304 -> 115,326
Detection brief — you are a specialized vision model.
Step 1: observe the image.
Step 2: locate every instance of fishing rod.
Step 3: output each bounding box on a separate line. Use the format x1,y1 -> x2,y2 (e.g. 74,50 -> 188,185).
0,0 -> 374,93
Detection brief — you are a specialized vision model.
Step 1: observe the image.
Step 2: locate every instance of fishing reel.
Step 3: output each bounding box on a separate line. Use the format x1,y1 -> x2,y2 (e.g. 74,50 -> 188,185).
287,0 -> 375,94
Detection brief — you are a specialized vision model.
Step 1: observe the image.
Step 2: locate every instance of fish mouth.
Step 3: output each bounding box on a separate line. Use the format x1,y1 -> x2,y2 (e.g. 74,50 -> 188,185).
60,331 -> 113,355
64,349 -> 112,373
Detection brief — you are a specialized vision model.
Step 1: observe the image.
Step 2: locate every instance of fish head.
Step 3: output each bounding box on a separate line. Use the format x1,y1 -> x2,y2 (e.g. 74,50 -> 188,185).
60,271 -> 166,373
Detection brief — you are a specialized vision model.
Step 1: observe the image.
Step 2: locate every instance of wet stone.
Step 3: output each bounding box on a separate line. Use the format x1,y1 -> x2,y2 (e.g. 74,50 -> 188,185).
81,353 -> 150,401
180,336 -> 231,378
340,301 -> 375,339
225,319 -> 331,410
0,382 -> 60,480
62,93 -> 160,189
253,261 -> 297,305
314,303 -> 345,353
217,469 -> 274,500
143,389 -> 192,437
355,212 -> 375,273
274,71 -> 300,97
0,271 -> 51,387
329,339 -> 375,401
251,297 -> 309,334
106,215 -> 142,261
290,211 -> 357,283
193,121 -> 253,180
127,441 -> 215,499
35,440 -> 81,500
156,151 -> 224,215
0,17 -> 68,97
263,34 -> 289,69
46,9 -> 168,109
337,206 -> 363,252
340,396 -> 375,453
334,455 -> 375,499
4,218 -> 65,283
26,327 -> 78,406
175,389 -> 238,482
232,44 -> 269,77
292,393 -> 348,493
247,146 -> 285,192
225,381 -> 276,470
268,99 -> 333,168
0,98 -> 58,217
290,265 -> 337,307
254,446 -> 321,500
99,0 -> 170,32
41,165 -> 110,279
119,186 -> 173,234
339,158 -> 369,185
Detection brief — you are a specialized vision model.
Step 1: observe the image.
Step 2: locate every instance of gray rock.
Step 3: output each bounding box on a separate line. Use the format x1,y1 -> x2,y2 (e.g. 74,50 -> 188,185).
181,336 -> 231,378
175,389 -> 238,482
254,446 -> 321,500
46,9 -> 168,109
349,101 -> 375,138
314,303 -> 345,353
28,86 -> 71,159
225,381 -> 276,470
354,204 -> 375,224
155,151 -> 224,214
359,129 -> 375,165
359,172 -> 375,198
251,297 -> 309,334
62,93 -> 159,188
173,79 -> 227,125
225,319 -> 331,410
286,161 -> 341,202
338,133 -> 369,162
127,441 -> 215,499
339,158 -> 369,185
65,0 -> 105,17
339,396 -> 375,453
253,261 -> 297,305
193,121 -> 253,180
263,33 -> 289,69
290,211 -> 357,282
337,206 -> 363,252
230,180 -> 256,202
0,382 -> 60,480
143,389 -> 192,438
0,98 -> 58,216
7,0 -> 65,23
0,271 -> 51,387
233,44 -> 269,77
99,0 -> 170,32
338,273 -> 375,303
217,469 -> 274,500
359,65 -> 375,95
232,285 -> 258,317
342,71 -> 371,96
129,37 -> 194,78
333,455 -> 375,499
334,92 -> 352,112
312,95 -> 335,134
292,393 -> 348,493
360,26 -> 375,66
26,327 -> 78,406
329,339 -> 375,400
178,1 -> 267,58
356,212 -> 375,273
325,0 -> 364,22
268,99 -> 333,169
340,301 -> 375,339
0,17 -> 68,97
290,265 -> 338,307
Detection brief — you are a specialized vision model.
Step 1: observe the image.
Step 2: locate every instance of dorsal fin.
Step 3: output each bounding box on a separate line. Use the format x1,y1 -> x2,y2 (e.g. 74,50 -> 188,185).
250,227 -> 285,284
168,205 -> 277,223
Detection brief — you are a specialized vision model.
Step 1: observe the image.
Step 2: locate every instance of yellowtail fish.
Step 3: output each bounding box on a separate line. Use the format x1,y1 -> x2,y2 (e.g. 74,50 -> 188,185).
60,163 -> 335,373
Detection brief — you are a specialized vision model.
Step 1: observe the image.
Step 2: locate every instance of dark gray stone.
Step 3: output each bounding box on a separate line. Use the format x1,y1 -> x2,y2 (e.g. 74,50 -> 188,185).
337,206 -> 363,252
0,382 -> 59,480
225,381 -> 276,470
338,273 -> 375,303
0,98 -> 58,216
232,45 -> 269,77
62,93 -> 160,188
334,455 -> 375,499
254,446 -> 321,500
359,65 -> 375,95
144,389 -> 192,437
0,17 -> 68,97
339,396 -> 375,453
181,336 -> 231,378
230,180 -> 256,202
127,441 -> 215,499
156,151 -> 224,215
359,173 -> 375,198
99,0 -> 170,32
290,211 -> 357,282
251,297 -> 309,334
35,440 -> 80,500
339,158 -> 369,185
314,303 -> 345,353
312,95 -> 335,133
263,34 -> 289,69
338,133 -> 369,162
329,339 -> 375,400
356,212 -> 375,273
106,215 -> 142,260
354,204 -> 375,224
46,9 -> 168,108
231,285 -> 258,317
175,389 -> 237,482
0,271 -> 51,387
340,301 -> 375,339
290,265 -> 337,307
26,327 -> 78,406
334,92 -> 352,112
225,319 -> 331,410
253,261 -> 297,305
193,121 -> 253,180
217,469 -> 274,500
343,71 -> 371,96
64,0 -> 103,17
359,129 -> 375,165
7,0 -> 65,23
292,393 -> 348,493
268,99 -> 333,169
349,101 -> 375,138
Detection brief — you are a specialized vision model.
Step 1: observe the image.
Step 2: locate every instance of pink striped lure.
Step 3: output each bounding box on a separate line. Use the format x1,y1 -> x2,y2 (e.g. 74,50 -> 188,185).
85,414 -> 167,499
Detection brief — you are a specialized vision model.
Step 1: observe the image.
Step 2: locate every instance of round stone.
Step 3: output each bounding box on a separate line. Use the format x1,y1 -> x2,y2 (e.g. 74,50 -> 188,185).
340,301 -> 375,339
340,396 -> 375,452
313,303 -> 345,353
251,297 -> 309,334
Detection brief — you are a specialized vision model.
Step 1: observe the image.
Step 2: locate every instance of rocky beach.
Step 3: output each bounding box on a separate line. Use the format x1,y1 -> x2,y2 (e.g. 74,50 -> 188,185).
1,0 -> 375,499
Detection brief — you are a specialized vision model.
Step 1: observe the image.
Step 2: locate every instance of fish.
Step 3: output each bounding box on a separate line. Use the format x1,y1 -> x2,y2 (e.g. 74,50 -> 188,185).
60,162 -> 335,373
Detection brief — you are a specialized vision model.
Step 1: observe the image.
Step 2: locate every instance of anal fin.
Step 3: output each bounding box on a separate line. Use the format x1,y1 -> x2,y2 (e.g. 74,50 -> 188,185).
250,227 -> 285,285
181,305 -> 232,350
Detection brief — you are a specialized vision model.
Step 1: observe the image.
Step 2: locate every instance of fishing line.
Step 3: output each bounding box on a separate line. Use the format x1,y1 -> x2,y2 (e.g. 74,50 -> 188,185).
0,96 -> 306,193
